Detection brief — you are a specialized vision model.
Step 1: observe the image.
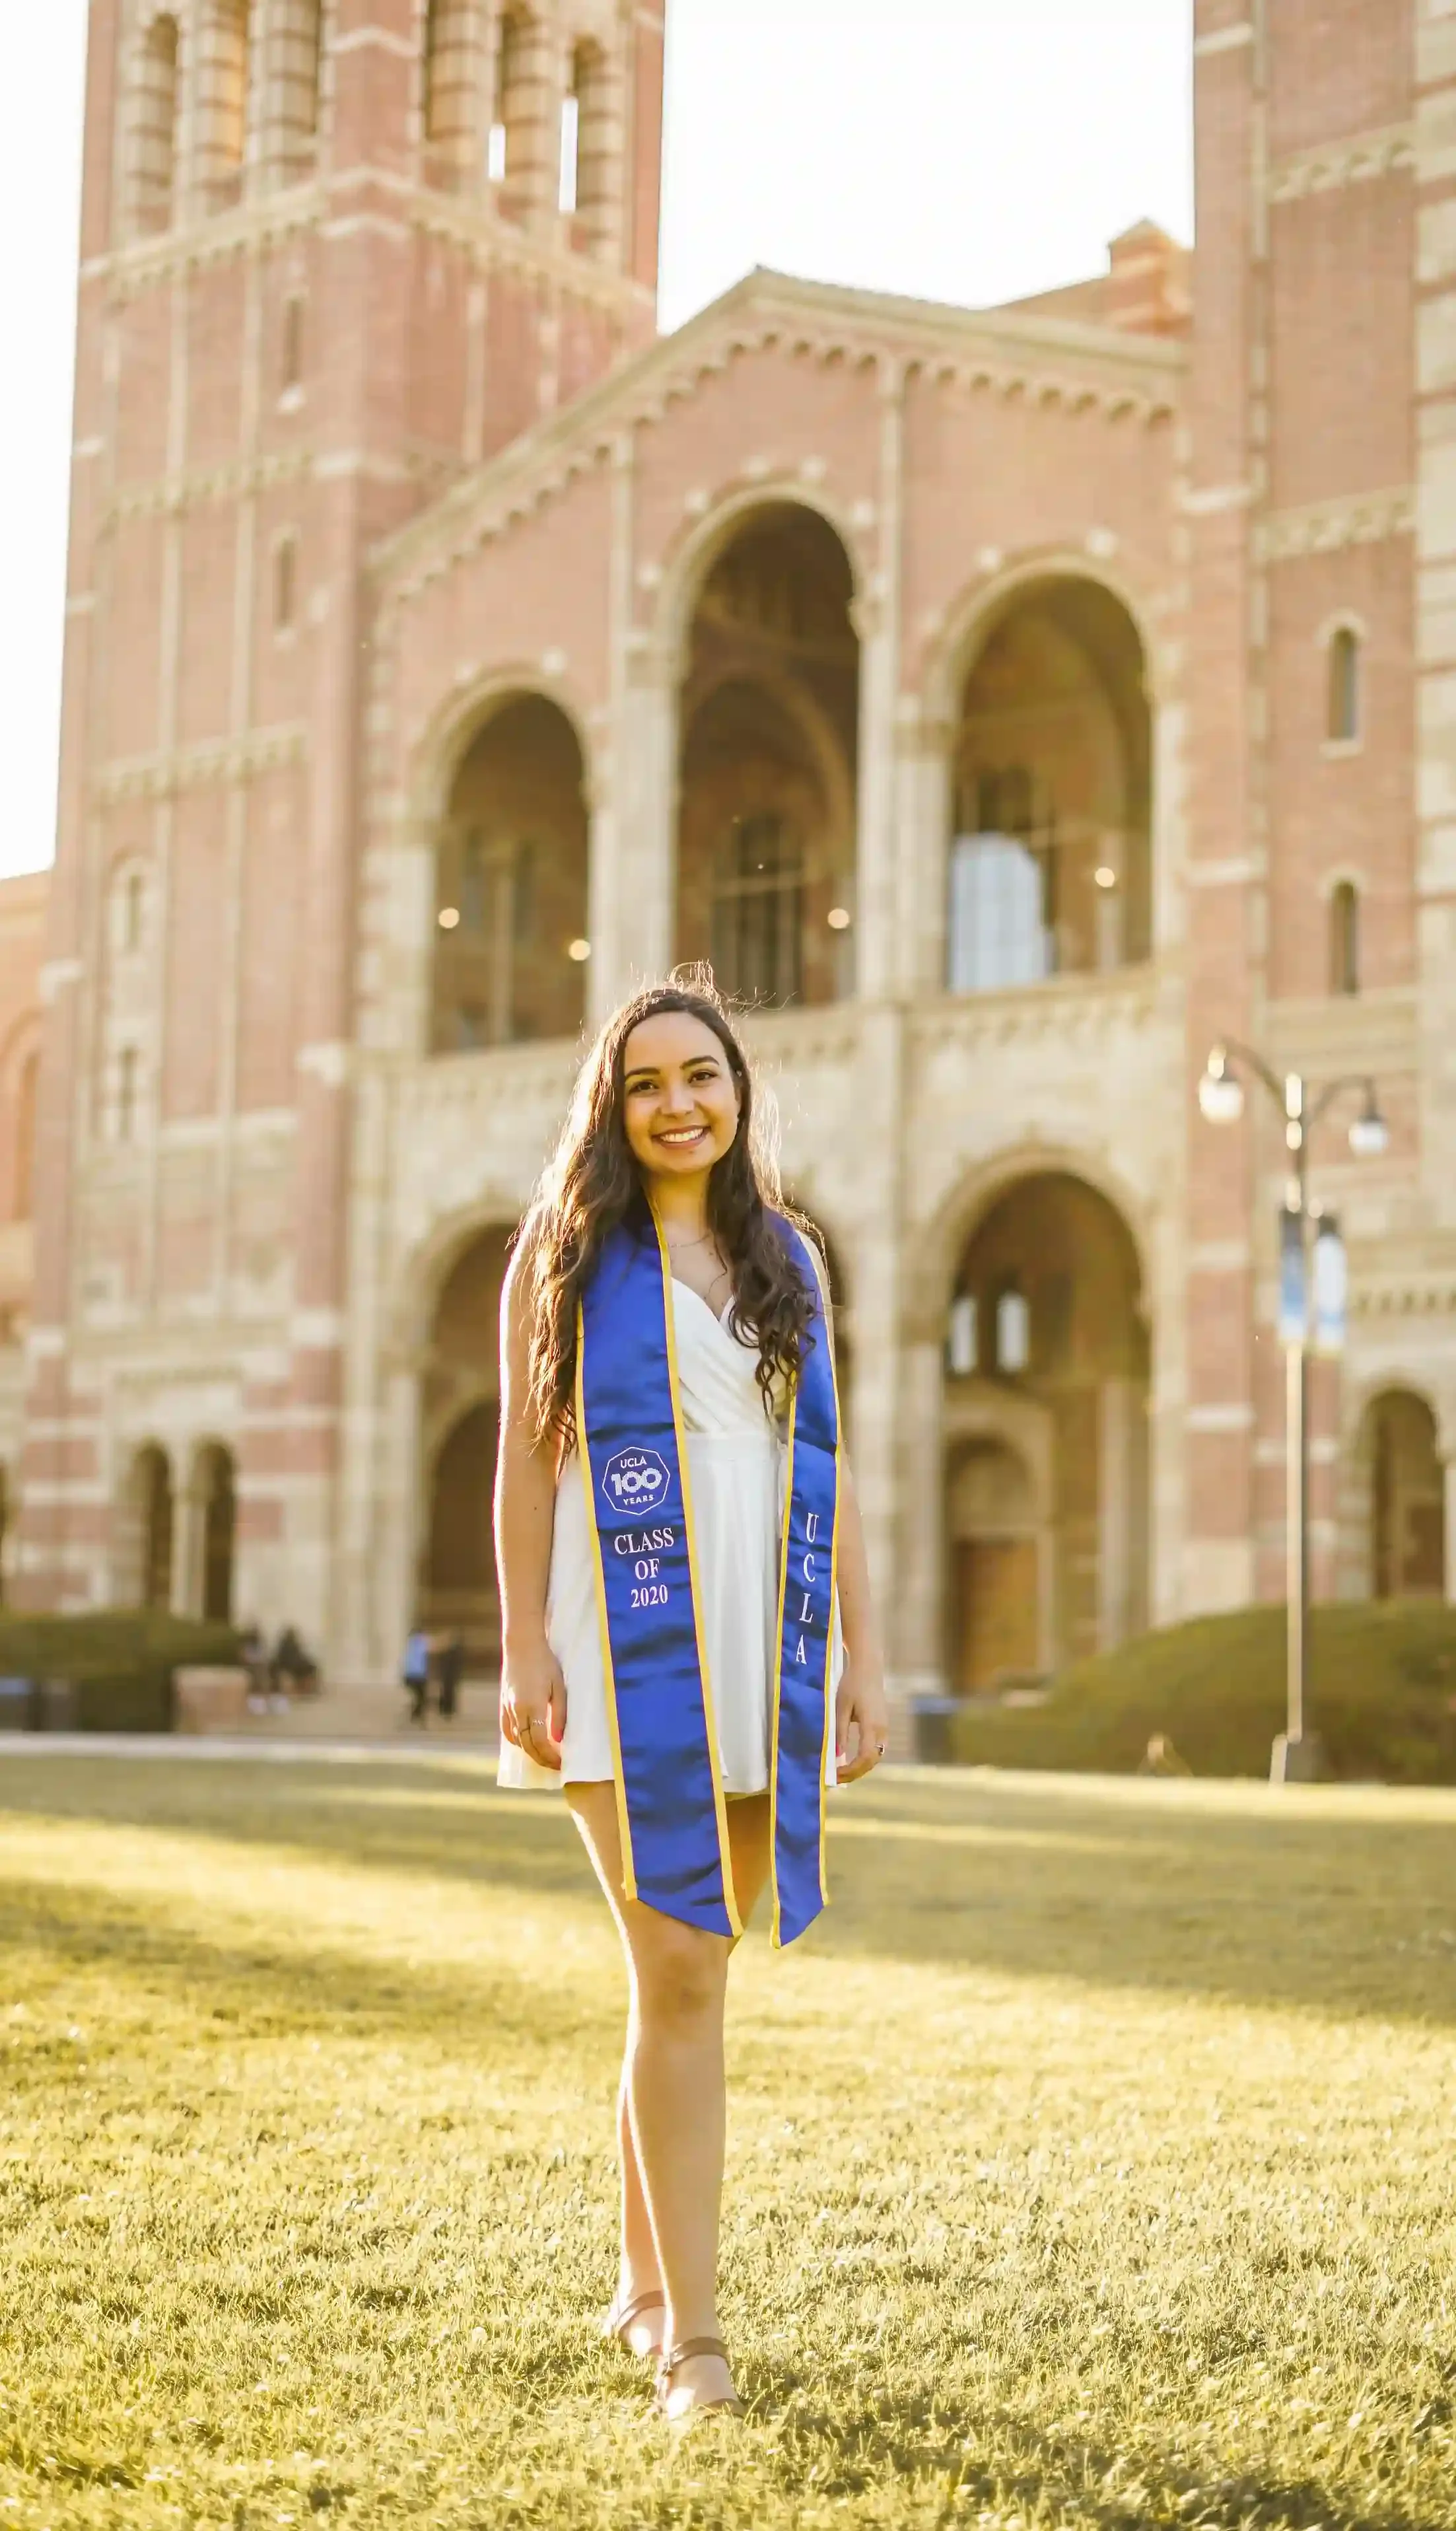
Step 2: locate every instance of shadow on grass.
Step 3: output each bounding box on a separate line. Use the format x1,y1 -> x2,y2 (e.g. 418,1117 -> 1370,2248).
755,2375 -> 1434,2531
3,1756 -> 1455,2027
0,1866 -> 611,2060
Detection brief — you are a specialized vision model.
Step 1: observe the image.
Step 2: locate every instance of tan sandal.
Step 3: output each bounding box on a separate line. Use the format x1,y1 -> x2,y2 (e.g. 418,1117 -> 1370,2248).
656,2335 -> 744,2421
602,2288 -> 666,2358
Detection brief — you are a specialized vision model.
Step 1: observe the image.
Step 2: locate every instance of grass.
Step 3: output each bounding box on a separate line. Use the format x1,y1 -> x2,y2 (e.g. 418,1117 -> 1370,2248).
1,1757 -> 1454,2530
950,1602 -> 1456,1783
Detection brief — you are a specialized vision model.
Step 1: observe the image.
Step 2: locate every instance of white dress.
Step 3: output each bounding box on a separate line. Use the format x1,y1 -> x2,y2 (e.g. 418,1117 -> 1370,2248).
497,1280 -> 841,1796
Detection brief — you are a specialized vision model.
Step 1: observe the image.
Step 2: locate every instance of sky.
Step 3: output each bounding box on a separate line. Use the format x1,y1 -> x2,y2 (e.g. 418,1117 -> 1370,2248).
0,0 -> 1193,886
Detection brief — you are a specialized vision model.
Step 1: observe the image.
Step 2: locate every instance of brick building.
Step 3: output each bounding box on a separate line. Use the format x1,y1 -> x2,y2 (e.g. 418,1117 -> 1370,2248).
7,0 -> 1453,1701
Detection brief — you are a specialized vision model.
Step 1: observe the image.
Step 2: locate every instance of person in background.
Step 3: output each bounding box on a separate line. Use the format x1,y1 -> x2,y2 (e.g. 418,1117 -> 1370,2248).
271,1625 -> 318,1709
401,1624 -> 431,1726
436,1631 -> 466,1722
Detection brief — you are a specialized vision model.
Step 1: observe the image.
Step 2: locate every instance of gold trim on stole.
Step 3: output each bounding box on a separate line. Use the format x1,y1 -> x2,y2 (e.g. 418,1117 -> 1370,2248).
576,1323 -> 638,1902
768,1387 -> 799,1952
650,1214 -> 742,1940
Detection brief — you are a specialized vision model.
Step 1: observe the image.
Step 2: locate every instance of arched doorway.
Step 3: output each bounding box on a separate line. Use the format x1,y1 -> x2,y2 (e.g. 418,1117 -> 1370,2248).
948,578 -> 1152,992
944,1172 -> 1148,1684
431,694 -> 590,1052
1365,1390 -> 1445,1599
419,1227 -> 513,1668
128,1444 -> 174,1611
677,506 -> 859,1007
195,1444 -> 237,1623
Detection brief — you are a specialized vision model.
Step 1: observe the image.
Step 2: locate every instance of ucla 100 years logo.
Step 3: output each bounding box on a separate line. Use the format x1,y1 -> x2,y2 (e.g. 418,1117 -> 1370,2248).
600,1446 -> 672,1520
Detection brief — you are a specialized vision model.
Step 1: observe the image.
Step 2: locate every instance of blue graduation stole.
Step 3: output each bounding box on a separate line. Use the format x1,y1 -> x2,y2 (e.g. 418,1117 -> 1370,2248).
575,1208 -> 841,1948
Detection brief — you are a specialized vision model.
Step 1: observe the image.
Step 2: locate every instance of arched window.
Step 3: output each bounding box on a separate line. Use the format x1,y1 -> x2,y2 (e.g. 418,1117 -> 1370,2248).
563,40 -> 613,250
432,696 -> 590,1052
13,1053 -> 38,1224
1328,625 -> 1361,745
200,0 -> 254,207
1329,879 -> 1360,997
268,0 -> 324,188
677,509 -> 859,1007
123,870 -> 145,954
135,1445 -> 174,1610
131,15 -> 182,235
711,815 -> 805,1008
197,1444 -> 238,1622
948,582 -> 1152,993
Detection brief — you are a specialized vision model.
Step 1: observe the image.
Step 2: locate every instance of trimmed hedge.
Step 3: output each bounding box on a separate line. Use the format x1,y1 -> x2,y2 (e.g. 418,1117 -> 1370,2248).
948,1601 -> 1456,1785
0,1612 -> 242,1734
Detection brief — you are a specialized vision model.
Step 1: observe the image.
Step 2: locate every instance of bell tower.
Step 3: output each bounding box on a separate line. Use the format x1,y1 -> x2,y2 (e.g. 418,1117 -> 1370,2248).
23,0 -> 665,1628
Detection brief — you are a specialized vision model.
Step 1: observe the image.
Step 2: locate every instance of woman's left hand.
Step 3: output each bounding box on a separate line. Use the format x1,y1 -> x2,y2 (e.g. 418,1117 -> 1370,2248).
835,1656 -> 890,1783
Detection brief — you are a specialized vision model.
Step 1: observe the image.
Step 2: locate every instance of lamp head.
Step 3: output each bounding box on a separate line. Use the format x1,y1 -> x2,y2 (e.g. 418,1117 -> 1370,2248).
1198,1046 -> 1245,1126
1348,1091 -> 1389,1160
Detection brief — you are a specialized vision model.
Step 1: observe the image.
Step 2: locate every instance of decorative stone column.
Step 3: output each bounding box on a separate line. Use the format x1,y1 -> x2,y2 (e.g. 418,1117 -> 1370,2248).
894,706 -> 954,998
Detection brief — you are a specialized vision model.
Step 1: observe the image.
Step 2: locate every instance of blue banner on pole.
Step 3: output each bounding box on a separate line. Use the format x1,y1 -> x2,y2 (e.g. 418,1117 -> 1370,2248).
1278,1206 -> 1306,1347
1312,1216 -> 1348,1358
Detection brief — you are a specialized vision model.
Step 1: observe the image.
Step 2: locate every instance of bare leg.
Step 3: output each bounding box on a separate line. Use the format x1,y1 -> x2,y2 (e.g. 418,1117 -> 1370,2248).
613,2038 -> 665,2354
568,1785 -> 773,2408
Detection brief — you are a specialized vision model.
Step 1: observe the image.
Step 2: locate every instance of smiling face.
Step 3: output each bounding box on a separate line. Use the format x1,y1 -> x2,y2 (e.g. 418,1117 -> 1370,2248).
621,1011 -> 743,1189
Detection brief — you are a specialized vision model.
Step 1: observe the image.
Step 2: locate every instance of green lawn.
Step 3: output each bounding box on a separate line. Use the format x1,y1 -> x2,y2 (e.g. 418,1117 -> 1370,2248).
1,1758 -> 1454,2530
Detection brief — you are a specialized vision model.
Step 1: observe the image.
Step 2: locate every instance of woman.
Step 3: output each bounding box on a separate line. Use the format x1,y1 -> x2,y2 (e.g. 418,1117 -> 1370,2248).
495,978 -> 888,2419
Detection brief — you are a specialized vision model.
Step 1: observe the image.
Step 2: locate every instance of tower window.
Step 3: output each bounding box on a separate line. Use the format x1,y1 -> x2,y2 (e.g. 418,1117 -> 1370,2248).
209,0 -> 254,195
559,87 -> 580,214
275,534 -> 299,631
131,15 -> 182,236
569,39 -> 612,255
1327,625 -> 1362,745
491,11 -> 529,195
423,0 -> 473,163
1329,879 -> 1361,997
270,0 -> 324,182
123,871 -> 145,954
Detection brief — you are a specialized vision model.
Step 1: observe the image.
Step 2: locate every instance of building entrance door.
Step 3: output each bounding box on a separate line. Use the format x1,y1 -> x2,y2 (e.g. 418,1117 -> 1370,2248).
953,1538 -> 1039,1692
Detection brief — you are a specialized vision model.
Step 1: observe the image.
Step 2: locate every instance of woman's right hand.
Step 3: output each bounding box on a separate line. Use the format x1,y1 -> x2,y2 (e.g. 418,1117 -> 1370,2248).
501,1635 -> 567,1771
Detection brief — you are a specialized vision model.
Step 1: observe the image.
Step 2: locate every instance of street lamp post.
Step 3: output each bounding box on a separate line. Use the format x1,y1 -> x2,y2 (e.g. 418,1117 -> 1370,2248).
1197,1042 -> 1389,1783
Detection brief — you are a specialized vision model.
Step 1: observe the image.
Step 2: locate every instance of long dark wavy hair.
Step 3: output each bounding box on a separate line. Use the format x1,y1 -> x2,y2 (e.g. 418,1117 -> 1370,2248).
522,974 -> 819,1447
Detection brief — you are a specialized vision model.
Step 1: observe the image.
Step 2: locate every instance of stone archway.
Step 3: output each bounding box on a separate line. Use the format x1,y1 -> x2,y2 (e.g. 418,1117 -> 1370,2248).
947,575 -> 1152,991
676,504 -> 860,1007
431,692 -> 590,1052
943,1171 -> 1148,1683
1362,1390 -> 1445,1600
418,1225 -> 514,1668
